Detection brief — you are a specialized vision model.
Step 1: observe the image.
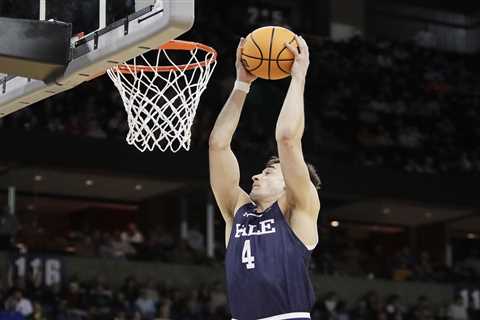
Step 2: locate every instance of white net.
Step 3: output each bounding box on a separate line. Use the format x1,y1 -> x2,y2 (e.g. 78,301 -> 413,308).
107,41 -> 217,152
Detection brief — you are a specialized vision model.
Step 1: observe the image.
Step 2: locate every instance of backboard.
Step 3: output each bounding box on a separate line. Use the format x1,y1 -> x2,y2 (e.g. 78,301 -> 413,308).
0,0 -> 194,118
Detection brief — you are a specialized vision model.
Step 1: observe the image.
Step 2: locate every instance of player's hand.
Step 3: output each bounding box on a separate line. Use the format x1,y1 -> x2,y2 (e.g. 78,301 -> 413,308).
236,37 -> 257,84
285,35 -> 309,82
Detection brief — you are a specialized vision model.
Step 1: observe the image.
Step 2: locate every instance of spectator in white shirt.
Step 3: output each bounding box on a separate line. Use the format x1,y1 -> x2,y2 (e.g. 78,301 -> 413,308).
121,223 -> 144,244
135,289 -> 157,319
448,295 -> 468,320
4,289 -> 33,317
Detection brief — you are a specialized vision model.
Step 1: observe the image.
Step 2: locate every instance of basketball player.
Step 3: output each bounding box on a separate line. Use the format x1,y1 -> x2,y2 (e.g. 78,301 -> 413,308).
209,35 -> 321,320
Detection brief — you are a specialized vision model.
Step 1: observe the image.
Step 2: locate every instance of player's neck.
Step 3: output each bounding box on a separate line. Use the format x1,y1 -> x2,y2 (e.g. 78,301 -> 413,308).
253,199 -> 277,213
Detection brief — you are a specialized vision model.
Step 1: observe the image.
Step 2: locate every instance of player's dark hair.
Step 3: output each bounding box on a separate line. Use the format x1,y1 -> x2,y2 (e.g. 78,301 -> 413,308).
266,156 -> 322,190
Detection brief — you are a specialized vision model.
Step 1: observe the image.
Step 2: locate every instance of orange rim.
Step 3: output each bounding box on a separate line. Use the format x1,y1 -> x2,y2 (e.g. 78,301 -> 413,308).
115,40 -> 218,74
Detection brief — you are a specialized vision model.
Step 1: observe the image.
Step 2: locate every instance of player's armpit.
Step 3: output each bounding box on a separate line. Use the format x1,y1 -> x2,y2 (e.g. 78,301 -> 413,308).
288,206 -> 320,250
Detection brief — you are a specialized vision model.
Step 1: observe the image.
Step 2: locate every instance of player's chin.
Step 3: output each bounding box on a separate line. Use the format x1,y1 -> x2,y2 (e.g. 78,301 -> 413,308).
249,190 -> 260,201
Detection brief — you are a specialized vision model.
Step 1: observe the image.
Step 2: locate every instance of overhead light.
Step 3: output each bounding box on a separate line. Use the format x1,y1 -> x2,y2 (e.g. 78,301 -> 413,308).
467,233 -> 477,239
382,208 -> 391,215
135,184 -> 143,191
34,175 -> 43,182
330,220 -> 340,228
27,204 -> 35,211
85,180 -> 94,186
425,212 -> 432,219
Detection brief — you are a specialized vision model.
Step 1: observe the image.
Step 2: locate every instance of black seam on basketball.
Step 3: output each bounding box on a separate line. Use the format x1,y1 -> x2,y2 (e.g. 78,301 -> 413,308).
247,34 -> 265,72
268,27 -> 275,80
276,62 -> 290,75
241,53 -> 294,61
276,36 -> 296,75
242,55 -> 263,72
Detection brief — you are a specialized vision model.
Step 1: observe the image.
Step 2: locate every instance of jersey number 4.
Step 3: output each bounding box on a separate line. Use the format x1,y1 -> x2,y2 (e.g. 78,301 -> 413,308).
242,240 -> 255,269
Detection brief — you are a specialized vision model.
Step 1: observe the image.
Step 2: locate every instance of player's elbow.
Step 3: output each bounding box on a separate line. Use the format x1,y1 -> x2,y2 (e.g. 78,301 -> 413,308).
209,133 -> 230,150
276,131 -> 300,145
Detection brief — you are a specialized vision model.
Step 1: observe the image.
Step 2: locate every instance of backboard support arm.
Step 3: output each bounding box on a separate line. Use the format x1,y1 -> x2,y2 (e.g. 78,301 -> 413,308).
39,0 -> 46,20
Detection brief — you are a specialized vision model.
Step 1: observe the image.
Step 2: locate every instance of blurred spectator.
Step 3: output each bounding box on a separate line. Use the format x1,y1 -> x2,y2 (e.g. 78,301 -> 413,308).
75,236 -> 97,257
447,295 -> 468,320
416,251 -> 434,281
155,299 -> 172,320
121,276 -> 140,306
135,289 -> 157,319
101,231 -> 136,259
336,300 -> 350,320
187,228 -> 205,253
385,294 -> 404,320
392,247 -> 416,281
64,279 -> 86,318
459,250 -> 480,278
112,231 -> 137,258
121,223 -> 145,245
313,291 -> 338,320
4,288 -> 33,317
410,296 -> 434,320
32,302 -> 46,320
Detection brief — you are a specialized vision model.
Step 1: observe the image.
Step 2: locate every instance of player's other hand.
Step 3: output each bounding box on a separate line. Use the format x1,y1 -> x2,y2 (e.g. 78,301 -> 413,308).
285,35 -> 309,82
236,37 -> 257,84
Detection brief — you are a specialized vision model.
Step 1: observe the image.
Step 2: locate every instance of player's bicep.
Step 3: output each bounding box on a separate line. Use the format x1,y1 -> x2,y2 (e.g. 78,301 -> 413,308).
209,147 -> 247,219
277,139 -> 317,211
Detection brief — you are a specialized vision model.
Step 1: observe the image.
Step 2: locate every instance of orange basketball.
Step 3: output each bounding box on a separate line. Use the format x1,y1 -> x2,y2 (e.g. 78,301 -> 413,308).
241,26 -> 298,80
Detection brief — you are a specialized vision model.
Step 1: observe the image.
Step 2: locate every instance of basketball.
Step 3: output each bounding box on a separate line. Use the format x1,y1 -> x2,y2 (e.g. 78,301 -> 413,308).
241,26 -> 299,80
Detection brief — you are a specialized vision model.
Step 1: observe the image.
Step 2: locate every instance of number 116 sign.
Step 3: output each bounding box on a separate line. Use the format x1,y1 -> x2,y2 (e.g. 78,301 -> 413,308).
8,254 -> 63,287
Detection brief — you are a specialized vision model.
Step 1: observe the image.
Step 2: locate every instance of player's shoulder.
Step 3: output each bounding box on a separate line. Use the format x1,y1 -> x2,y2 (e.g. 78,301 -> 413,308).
233,191 -> 253,217
281,183 -> 320,216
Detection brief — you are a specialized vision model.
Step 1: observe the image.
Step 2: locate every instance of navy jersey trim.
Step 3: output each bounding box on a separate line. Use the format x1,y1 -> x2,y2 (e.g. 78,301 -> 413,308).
232,311 -> 311,320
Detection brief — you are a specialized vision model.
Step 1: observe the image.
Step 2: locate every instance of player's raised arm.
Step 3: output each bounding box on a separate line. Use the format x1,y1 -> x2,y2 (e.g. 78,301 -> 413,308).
209,38 -> 256,222
275,35 -> 319,215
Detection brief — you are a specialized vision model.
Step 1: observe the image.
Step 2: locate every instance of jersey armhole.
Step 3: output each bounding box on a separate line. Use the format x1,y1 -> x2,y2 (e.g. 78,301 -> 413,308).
225,200 -> 252,251
276,201 -> 318,252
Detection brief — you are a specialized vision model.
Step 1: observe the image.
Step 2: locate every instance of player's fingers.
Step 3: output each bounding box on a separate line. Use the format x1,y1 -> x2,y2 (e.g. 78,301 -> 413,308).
299,36 -> 310,56
236,37 -> 245,60
285,41 -> 300,57
294,35 -> 308,56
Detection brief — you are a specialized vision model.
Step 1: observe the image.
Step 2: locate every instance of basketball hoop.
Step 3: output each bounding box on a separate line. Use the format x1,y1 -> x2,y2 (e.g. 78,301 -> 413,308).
107,40 -> 217,152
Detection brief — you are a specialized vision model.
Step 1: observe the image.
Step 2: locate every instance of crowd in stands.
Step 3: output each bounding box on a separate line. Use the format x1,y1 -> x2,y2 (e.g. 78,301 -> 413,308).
1,2 -> 480,175
311,236 -> 479,285
5,214 -> 479,286
311,37 -> 480,175
1,274 -> 231,320
13,219 -> 213,267
311,290 -> 478,320
0,273 -> 478,320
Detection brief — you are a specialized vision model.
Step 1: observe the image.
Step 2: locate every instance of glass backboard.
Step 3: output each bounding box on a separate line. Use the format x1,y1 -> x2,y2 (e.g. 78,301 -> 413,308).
0,0 -> 194,118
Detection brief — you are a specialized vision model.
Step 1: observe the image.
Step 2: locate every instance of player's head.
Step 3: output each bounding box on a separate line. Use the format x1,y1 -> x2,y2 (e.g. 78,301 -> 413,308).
249,156 -> 321,202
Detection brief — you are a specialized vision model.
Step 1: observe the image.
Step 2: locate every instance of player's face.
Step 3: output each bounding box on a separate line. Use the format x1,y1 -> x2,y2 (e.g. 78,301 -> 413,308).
250,163 -> 285,201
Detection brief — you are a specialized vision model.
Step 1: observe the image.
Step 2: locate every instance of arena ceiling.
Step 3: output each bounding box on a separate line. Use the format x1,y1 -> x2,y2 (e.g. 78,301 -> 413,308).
328,200 -> 475,228
0,166 -> 187,203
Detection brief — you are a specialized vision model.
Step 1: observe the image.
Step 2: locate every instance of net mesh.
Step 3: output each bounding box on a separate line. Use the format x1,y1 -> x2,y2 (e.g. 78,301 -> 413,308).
107,43 -> 217,152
